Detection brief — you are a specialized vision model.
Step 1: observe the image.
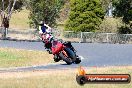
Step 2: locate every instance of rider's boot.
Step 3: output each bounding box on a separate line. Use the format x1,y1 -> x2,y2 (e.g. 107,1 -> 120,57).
53,54 -> 61,62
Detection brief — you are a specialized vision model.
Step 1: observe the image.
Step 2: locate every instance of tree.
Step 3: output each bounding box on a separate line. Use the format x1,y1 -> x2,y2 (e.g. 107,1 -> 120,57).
98,17 -> 122,33
100,0 -> 112,15
27,0 -> 65,28
113,0 -> 132,33
113,0 -> 132,24
65,0 -> 105,32
0,0 -> 23,38
57,0 -> 70,23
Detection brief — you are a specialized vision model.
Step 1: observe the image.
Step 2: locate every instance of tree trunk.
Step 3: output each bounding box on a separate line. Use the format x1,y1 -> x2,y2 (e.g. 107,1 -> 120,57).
0,0 -> 16,39
2,27 -> 7,38
1,16 -> 9,39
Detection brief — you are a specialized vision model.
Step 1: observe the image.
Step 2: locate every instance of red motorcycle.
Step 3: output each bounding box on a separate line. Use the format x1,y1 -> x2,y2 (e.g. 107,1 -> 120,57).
41,33 -> 81,65
51,39 -> 81,65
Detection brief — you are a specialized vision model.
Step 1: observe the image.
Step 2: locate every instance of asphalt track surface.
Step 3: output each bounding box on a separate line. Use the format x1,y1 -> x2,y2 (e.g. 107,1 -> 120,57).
0,40 -> 132,72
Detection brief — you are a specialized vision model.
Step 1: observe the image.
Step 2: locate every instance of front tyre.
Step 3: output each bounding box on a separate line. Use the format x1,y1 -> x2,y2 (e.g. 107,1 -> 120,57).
75,56 -> 81,64
53,55 -> 61,62
47,49 -> 52,54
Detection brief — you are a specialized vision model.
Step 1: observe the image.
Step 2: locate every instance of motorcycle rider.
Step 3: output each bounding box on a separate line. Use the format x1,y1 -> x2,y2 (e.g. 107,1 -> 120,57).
38,21 -> 53,51
38,21 -> 62,62
38,21 -> 53,41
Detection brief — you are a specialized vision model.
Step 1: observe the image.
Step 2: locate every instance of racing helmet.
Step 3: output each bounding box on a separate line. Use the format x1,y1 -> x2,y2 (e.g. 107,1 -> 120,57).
39,21 -> 44,25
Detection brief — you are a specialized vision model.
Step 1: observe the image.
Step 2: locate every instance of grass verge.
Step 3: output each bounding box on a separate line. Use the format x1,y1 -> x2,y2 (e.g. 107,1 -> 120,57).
0,48 -> 53,68
0,8 -> 30,29
0,66 -> 131,88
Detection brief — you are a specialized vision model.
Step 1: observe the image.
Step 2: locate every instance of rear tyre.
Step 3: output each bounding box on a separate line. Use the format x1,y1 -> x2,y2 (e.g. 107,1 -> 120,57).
59,52 -> 72,65
64,48 -> 76,62
65,57 -> 72,65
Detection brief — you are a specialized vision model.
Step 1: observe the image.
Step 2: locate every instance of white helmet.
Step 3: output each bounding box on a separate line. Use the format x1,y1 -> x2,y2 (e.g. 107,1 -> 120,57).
39,21 -> 44,25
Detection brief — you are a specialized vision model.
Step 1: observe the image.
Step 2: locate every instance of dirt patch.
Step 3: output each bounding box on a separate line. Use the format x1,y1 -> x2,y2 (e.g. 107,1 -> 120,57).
0,66 -> 132,79
0,68 -> 76,79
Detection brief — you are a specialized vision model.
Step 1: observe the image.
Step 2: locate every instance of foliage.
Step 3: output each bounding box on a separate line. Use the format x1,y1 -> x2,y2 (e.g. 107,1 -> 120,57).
98,17 -> 122,33
65,0 -> 105,32
118,26 -> 132,34
57,0 -> 70,23
27,0 -> 65,28
100,0 -> 112,14
112,0 -> 132,34
0,0 -> 22,9
0,0 -> 24,19
113,0 -> 132,24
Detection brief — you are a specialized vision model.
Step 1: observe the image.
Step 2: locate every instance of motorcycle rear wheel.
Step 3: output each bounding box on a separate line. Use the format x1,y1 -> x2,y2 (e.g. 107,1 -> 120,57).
64,47 -> 76,62
59,52 -> 72,65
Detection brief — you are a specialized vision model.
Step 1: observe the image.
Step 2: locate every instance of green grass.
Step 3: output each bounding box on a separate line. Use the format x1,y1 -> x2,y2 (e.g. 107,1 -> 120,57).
0,51 -> 22,60
0,48 -> 53,67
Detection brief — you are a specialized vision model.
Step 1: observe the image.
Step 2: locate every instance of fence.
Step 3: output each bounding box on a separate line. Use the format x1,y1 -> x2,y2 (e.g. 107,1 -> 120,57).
0,27 -> 39,40
63,31 -> 132,44
1,28 -> 132,44
0,27 -> 61,41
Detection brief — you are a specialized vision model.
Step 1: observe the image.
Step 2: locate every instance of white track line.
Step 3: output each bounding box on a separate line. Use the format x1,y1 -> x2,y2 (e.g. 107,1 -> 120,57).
79,56 -> 85,60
